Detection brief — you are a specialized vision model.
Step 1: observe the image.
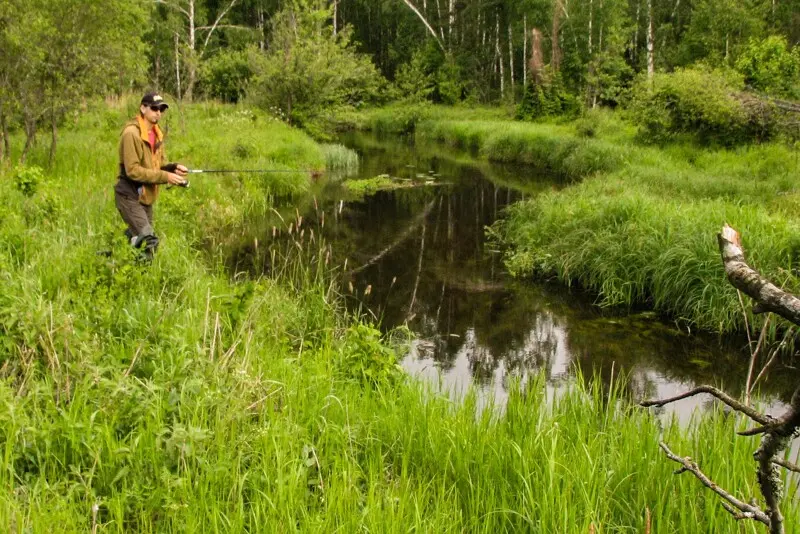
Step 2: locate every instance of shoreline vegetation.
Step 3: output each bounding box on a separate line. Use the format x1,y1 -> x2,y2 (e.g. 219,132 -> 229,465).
1,99 -> 798,531
344,103 -> 800,336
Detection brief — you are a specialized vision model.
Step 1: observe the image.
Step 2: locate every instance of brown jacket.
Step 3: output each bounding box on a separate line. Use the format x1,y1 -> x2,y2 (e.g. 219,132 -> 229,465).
115,116 -> 171,206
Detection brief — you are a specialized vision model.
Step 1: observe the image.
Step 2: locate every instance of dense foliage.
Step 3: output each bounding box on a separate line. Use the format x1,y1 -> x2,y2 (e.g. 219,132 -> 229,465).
3,0 -> 800,164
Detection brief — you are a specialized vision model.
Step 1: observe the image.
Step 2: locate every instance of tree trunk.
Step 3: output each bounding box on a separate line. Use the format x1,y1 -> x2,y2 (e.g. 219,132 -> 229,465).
495,15 -> 504,97
49,108 -> 58,168
588,0 -> 593,56
184,0 -> 196,102
401,0 -> 446,52
257,4 -> 265,50
552,0 -> 562,72
523,15 -> 528,87
508,24 -> 515,99
647,0 -> 655,79
530,28 -> 544,85
332,0 -> 338,35
175,33 -> 182,100
21,112 -> 36,164
633,0 -> 640,63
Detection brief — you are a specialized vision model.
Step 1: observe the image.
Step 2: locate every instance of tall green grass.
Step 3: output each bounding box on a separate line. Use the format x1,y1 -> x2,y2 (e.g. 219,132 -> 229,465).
0,100 -> 796,532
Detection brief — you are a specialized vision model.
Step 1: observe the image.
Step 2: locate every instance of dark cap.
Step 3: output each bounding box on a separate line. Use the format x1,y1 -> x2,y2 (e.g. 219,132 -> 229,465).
141,92 -> 169,111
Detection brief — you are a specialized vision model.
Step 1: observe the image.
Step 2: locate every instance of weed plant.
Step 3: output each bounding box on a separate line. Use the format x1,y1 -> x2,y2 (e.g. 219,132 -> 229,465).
0,101 -> 797,531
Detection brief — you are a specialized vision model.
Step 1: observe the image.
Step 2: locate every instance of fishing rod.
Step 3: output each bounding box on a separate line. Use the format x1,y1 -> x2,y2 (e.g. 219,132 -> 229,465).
177,168 -> 323,187
188,169 -> 321,174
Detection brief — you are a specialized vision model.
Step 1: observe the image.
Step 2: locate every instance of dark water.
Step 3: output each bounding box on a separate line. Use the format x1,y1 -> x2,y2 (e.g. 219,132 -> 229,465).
235,131 -> 800,421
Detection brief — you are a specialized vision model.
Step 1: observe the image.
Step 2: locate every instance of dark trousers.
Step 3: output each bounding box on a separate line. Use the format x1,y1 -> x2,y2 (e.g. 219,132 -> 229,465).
115,192 -> 154,237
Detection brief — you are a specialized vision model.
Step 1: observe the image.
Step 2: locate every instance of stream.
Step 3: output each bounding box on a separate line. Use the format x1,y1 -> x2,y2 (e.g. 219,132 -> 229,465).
238,131 -> 800,422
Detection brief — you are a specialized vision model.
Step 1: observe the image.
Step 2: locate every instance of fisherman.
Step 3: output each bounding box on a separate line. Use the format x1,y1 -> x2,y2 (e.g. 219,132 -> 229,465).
115,92 -> 188,260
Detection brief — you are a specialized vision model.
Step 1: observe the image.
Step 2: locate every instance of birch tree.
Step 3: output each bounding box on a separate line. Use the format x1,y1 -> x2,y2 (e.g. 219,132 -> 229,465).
154,0 -> 242,101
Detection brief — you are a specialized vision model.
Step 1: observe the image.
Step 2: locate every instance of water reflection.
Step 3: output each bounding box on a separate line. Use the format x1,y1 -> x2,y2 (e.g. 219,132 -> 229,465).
234,131 -> 800,421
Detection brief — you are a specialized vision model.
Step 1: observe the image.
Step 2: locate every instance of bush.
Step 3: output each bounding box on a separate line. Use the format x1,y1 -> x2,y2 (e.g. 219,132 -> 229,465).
13,165 -> 44,197
248,5 -> 385,130
517,73 -> 580,121
200,48 -> 252,103
628,66 -> 770,145
736,36 -> 800,99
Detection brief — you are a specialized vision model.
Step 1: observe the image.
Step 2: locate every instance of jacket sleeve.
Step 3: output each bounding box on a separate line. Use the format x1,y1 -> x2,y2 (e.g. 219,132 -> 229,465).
121,129 -> 170,184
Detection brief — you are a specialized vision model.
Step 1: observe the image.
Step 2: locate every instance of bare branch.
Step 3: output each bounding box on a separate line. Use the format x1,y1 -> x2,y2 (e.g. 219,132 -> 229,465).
153,0 -> 190,18
201,0 -> 239,53
196,24 -> 250,31
750,327 -> 795,393
399,0 -> 445,52
658,442 -> 770,526
640,385 -> 773,426
772,457 -> 800,474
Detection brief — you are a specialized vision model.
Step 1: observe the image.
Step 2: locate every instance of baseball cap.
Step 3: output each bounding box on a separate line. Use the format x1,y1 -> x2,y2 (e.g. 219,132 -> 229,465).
141,92 -> 169,111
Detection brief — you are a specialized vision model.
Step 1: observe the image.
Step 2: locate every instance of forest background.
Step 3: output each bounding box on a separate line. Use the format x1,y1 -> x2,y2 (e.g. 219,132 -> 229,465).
2,0 -> 800,157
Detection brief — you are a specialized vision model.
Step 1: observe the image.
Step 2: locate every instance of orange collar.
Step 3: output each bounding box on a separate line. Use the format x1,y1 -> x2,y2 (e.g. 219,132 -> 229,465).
136,115 -> 163,147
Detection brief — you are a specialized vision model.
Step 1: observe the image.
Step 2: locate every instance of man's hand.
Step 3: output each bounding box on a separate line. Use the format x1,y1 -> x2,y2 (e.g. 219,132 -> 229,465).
166,172 -> 187,186
175,164 -> 188,177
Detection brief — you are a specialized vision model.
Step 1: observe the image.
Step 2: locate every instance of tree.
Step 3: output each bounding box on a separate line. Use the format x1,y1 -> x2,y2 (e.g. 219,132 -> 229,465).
0,0 -> 148,164
154,0 -> 243,101
736,35 -> 800,98
681,0 -> 767,65
248,0 -> 384,133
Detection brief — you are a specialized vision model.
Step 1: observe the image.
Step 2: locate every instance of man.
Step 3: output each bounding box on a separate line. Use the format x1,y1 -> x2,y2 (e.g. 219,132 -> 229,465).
115,92 -> 188,260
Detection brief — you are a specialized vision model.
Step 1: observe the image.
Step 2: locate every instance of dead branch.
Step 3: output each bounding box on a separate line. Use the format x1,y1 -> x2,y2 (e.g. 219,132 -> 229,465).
658,442 -> 770,525
772,457 -> 800,474
639,385 -> 772,426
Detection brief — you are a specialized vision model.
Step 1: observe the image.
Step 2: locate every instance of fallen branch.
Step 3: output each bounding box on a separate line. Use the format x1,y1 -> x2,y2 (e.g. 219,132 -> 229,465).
639,385 -> 772,426
658,442 -> 770,525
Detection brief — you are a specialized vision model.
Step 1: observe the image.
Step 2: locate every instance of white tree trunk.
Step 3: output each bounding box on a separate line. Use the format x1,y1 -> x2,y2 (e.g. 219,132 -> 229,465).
496,15 -> 504,96
588,0 -> 593,55
523,14 -> 528,87
647,0 -> 654,79
332,0 -> 338,35
448,0 -> 454,40
174,32 -> 181,100
508,24 -> 515,97
633,0 -> 640,62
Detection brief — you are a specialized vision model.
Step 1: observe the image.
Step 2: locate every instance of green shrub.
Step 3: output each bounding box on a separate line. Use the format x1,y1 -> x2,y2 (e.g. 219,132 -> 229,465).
628,66 -> 767,145
736,35 -> 800,98
200,48 -> 253,103
248,5 -> 385,129
517,73 -> 580,121
13,164 -> 44,197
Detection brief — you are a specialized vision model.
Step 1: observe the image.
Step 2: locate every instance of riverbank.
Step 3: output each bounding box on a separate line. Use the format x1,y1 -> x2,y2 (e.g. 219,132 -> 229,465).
0,100 -> 797,531
344,104 -> 800,335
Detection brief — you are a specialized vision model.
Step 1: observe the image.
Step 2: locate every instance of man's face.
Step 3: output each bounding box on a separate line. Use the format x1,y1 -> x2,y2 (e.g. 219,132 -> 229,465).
141,104 -> 166,125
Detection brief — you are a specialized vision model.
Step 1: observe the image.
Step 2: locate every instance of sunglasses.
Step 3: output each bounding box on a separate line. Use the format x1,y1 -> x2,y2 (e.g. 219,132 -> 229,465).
149,106 -> 167,112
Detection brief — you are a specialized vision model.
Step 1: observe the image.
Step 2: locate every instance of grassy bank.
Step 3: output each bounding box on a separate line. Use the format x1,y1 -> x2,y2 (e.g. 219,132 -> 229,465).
349,105 -> 800,334
0,100 -> 797,531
